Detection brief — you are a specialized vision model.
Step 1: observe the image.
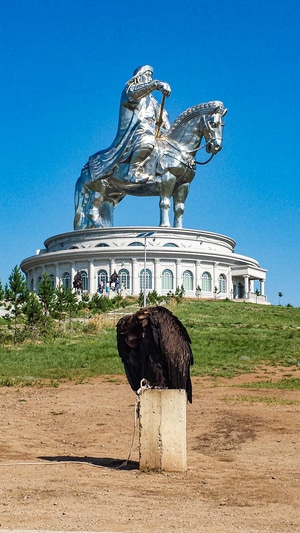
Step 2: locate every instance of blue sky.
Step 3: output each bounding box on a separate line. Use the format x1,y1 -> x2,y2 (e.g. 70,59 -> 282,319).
1,0 -> 299,306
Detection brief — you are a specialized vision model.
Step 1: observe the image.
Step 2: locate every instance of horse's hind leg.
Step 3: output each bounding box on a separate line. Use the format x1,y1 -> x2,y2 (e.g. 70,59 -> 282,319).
74,178 -> 91,229
173,183 -> 190,228
98,200 -> 115,227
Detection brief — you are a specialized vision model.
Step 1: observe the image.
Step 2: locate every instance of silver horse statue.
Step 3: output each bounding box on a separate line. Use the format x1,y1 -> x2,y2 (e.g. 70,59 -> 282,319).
74,100 -> 227,229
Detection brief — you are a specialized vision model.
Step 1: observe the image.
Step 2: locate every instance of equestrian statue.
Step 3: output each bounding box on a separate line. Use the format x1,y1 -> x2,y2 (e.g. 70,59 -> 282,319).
74,65 -> 227,229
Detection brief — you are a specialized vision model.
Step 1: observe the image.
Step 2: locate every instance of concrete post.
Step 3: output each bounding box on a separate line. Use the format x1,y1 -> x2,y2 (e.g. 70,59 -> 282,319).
139,389 -> 187,472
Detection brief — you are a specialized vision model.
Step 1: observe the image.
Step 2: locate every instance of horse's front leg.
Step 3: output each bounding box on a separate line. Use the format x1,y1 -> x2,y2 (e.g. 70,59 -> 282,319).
159,195 -> 171,227
172,183 -> 190,228
158,172 -> 176,227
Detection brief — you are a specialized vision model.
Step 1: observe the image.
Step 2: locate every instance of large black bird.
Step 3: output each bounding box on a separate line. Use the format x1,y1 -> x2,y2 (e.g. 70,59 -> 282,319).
116,306 -> 193,403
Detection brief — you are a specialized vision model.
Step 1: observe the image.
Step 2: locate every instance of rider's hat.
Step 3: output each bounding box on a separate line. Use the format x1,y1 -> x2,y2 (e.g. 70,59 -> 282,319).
127,65 -> 153,84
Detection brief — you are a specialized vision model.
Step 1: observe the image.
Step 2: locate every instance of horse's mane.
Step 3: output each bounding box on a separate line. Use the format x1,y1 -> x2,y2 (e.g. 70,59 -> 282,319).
168,100 -> 224,136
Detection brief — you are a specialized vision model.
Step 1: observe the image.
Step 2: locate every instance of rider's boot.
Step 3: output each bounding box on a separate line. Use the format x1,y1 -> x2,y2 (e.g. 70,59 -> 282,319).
127,164 -> 149,184
127,143 -> 154,183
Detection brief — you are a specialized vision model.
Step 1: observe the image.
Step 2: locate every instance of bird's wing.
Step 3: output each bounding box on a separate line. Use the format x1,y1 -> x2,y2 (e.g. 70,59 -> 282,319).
116,315 -> 143,393
148,307 -> 193,401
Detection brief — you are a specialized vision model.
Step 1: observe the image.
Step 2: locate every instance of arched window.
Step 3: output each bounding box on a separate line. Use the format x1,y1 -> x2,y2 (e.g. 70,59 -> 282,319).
81,271 -> 89,291
163,243 -> 179,247
128,241 -> 144,247
95,243 -> 109,247
162,269 -> 174,291
219,274 -> 226,293
62,272 -> 71,289
202,271 -> 212,292
182,270 -> 193,291
140,269 -> 153,291
97,269 -> 108,286
118,268 -> 130,290
49,274 -> 55,288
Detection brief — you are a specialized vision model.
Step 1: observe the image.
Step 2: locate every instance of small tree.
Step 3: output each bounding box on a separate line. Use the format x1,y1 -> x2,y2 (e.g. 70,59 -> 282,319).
138,290 -> 144,307
174,285 -> 185,304
278,292 -> 283,305
79,292 -> 90,322
0,279 -> 4,304
4,265 -> 28,343
53,284 -> 68,327
23,292 -> 44,333
38,272 -> 56,319
64,288 -> 79,328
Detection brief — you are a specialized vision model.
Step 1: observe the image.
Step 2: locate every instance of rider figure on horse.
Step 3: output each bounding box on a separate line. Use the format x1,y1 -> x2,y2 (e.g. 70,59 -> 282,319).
123,65 -> 171,183
87,66 -> 171,184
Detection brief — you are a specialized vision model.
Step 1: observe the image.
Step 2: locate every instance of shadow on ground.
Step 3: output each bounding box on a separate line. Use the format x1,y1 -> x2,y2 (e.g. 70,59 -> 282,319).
38,455 -> 139,470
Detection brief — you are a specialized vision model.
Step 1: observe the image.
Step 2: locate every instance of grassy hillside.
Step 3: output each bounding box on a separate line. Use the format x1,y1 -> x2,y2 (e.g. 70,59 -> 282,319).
0,300 -> 299,386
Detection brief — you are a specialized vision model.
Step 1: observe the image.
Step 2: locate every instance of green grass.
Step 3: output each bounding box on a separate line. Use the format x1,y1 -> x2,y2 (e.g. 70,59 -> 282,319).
0,331 -> 124,386
0,300 -> 299,387
173,300 -> 300,377
222,395 -> 298,406
239,378 -> 300,390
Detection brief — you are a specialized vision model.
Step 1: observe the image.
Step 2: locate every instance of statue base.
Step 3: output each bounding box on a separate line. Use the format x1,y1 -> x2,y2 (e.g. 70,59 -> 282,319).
21,226 -> 268,304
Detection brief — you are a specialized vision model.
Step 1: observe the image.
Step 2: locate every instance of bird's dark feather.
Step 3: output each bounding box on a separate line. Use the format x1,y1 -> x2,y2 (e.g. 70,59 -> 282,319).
116,306 -> 193,403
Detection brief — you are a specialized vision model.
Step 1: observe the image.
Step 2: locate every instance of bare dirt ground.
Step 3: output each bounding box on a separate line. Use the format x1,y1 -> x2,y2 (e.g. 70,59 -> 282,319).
0,367 -> 299,533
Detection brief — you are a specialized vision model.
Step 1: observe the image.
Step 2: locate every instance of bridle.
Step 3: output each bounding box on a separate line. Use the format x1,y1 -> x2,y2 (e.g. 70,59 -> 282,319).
195,107 -> 224,165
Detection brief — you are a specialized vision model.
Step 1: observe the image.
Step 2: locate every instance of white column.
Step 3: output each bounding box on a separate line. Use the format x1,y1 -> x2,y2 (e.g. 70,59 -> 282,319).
132,258 -> 139,296
243,275 -> 250,297
110,259 -> 116,279
54,263 -> 59,288
228,267 -> 233,299
213,262 -> 218,294
196,261 -> 201,290
260,280 -> 265,296
176,259 -> 181,289
89,262 -> 95,293
154,258 -> 161,294
71,266 -> 76,288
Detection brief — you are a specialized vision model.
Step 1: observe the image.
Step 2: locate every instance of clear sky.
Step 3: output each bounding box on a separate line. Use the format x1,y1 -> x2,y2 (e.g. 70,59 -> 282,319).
1,0 -> 299,306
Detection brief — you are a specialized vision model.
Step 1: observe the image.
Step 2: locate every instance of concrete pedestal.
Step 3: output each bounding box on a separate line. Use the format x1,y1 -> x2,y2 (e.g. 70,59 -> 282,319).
139,389 -> 187,472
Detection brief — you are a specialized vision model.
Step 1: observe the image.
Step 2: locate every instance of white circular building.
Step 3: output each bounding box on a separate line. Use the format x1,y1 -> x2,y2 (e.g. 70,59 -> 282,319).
21,226 -> 268,303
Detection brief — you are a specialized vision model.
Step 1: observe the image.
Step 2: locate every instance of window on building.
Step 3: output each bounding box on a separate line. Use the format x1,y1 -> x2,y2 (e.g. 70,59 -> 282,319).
81,271 -> 89,291
182,270 -> 193,291
118,268 -> 130,290
49,274 -> 55,288
219,274 -> 226,293
162,269 -> 174,291
163,243 -> 179,247
95,243 -> 109,247
128,241 -> 144,247
62,272 -> 71,289
140,268 -> 152,291
202,271 -> 212,292
97,269 -> 108,286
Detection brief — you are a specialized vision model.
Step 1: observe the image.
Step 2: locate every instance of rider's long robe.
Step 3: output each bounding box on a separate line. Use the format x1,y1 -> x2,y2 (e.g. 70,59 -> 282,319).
87,88 -> 169,182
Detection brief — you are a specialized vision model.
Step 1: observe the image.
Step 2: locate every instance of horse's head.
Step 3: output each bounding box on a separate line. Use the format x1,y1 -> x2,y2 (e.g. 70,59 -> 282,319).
203,102 -> 227,155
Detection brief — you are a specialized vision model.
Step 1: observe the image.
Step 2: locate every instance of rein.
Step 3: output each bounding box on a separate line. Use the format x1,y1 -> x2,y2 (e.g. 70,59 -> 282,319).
194,139 -> 215,165
195,152 -> 214,165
